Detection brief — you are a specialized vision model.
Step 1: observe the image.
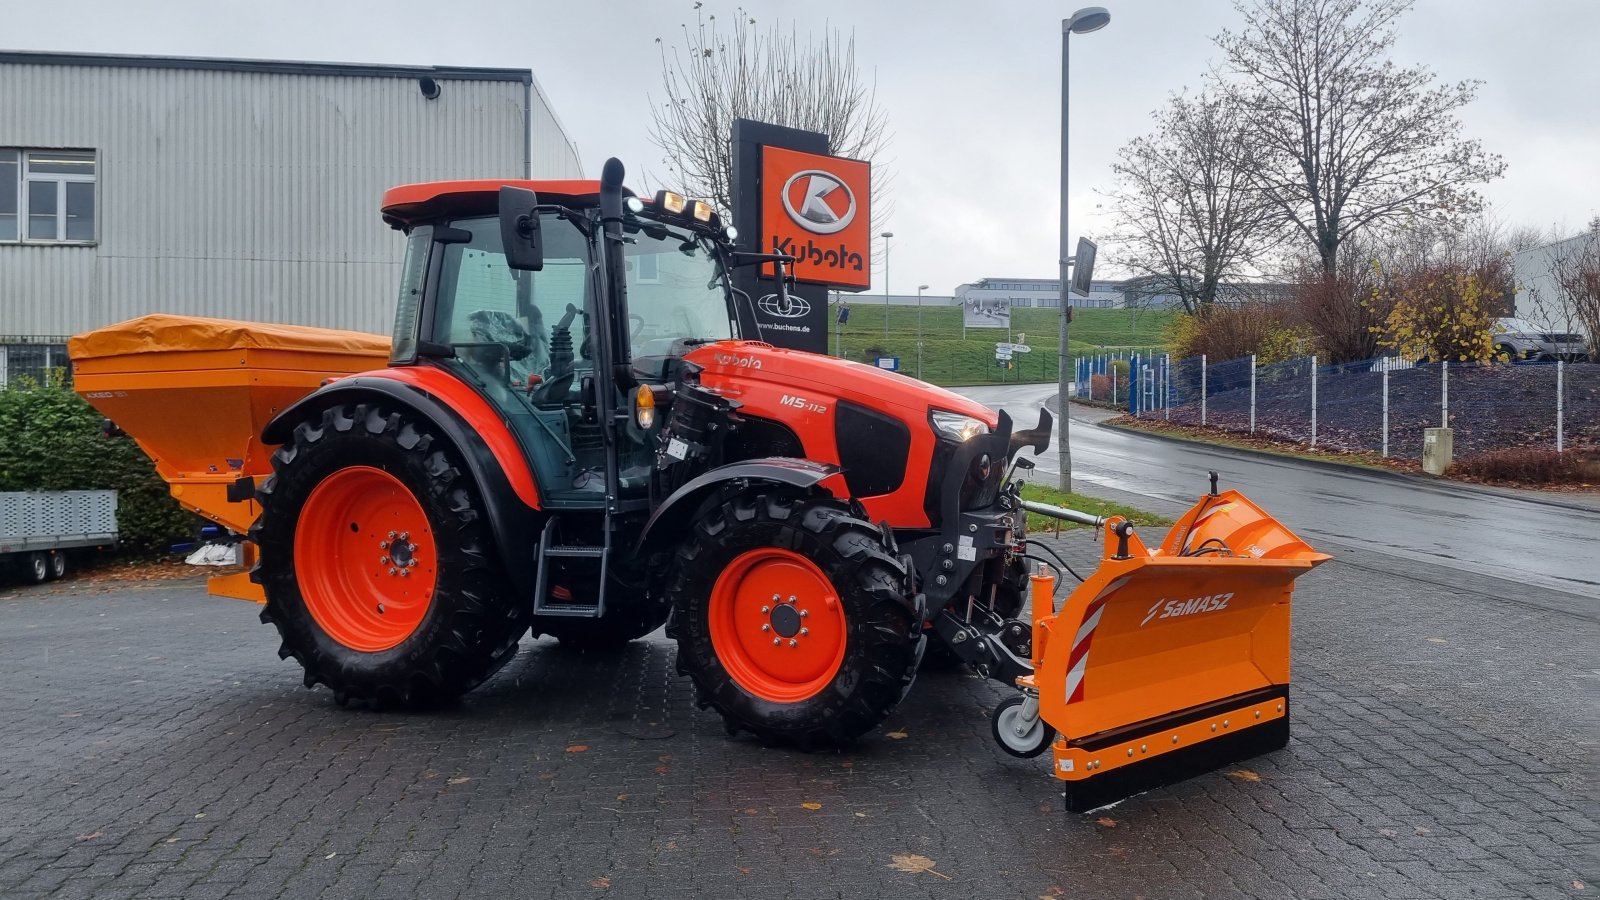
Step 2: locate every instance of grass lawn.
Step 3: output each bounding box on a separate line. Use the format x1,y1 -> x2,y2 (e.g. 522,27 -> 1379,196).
1017,482 -> 1175,534
826,305 -> 1173,387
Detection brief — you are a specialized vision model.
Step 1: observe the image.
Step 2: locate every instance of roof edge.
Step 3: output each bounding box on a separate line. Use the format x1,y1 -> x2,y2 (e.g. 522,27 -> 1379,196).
0,49 -> 532,83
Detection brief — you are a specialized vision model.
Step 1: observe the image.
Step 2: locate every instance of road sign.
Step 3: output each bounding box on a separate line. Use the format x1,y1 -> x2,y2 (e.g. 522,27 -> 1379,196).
1010,344 -> 1032,353
874,357 -> 899,371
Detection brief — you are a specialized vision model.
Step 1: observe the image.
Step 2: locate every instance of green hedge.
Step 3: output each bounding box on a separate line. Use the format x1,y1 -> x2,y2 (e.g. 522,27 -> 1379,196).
0,375 -> 197,554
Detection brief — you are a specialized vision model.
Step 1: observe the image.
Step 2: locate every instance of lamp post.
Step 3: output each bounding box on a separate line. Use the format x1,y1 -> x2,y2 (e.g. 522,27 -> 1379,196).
881,231 -> 895,341
1057,5 -> 1110,493
916,284 -> 930,380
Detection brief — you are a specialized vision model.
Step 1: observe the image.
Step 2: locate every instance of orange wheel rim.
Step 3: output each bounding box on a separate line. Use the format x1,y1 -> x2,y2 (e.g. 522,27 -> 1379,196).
294,466 -> 437,652
708,548 -> 847,703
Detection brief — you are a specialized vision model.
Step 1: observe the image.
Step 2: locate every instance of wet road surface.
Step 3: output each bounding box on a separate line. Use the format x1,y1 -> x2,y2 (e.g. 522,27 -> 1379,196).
955,383 -> 1600,605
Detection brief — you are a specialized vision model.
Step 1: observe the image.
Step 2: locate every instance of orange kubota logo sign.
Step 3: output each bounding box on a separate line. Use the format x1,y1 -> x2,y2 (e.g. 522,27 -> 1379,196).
761,145 -> 872,289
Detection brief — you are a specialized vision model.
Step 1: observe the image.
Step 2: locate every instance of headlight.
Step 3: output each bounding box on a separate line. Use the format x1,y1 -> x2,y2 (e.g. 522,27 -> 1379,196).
633,385 -> 657,430
931,410 -> 989,442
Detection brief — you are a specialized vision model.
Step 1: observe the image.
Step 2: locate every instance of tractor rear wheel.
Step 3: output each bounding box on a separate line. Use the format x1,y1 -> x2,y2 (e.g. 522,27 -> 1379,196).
665,490 -> 922,749
252,402 -> 527,708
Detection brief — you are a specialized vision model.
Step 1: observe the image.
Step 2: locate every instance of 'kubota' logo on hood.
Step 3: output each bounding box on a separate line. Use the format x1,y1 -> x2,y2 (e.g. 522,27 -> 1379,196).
713,351 -> 762,369
1141,592 -> 1234,626
755,293 -> 813,319
781,170 -> 857,235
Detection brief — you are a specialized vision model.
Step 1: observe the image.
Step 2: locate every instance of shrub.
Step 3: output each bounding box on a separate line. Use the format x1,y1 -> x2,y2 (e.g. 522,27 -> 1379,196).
1169,302 -> 1311,364
0,376 -> 197,554
1449,448 -> 1600,485
1375,264 -> 1501,363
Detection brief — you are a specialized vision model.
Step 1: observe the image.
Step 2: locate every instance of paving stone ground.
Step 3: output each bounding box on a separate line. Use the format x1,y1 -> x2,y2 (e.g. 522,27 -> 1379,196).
0,534 -> 1593,900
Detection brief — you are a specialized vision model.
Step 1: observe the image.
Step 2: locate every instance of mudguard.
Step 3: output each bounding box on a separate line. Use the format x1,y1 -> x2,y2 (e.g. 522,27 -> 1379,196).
636,458 -> 842,556
262,370 -> 544,597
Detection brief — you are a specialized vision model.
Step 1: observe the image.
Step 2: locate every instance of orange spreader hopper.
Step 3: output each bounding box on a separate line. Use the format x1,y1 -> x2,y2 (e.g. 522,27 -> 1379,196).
71,315 -> 389,600
1015,488 -> 1329,812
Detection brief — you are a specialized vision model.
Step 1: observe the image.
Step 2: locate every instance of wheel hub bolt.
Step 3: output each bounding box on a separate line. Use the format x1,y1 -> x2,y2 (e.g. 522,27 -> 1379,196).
388,531 -> 397,539
379,541 -> 389,550
771,594 -> 780,602
761,606 -> 770,614
761,624 -> 771,632
772,638 -> 780,646
787,595 -> 797,603
407,559 -> 417,568
800,628 -> 809,636
388,567 -> 398,575
400,569 -> 410,577
380,556 -> 390,565
399,532 -> 410,541
788,639 -> 797,648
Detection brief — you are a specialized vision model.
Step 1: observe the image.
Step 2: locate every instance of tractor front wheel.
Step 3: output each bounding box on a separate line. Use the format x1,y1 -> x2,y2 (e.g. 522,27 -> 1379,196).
252,403 -> 527,708
665,490 -> 922,749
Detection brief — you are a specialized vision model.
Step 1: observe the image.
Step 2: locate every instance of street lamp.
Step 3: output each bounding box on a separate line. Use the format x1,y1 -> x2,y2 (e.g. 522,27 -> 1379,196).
881,231 -> 895,341
916,284 -> 930,380
1057,5 -> 1110,493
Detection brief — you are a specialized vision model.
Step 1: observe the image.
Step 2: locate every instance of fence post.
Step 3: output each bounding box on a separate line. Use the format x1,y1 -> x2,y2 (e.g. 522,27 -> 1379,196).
1164,353 -> 1171,421
1201,354 -> 1208,426
1557,359 -> 1565,452
1382,364 -> 1390,458
1441,360 -> 1449,428
1249,354 -> 1257,434
1310,355 -> 1318,447
1112,356 -> 1118,406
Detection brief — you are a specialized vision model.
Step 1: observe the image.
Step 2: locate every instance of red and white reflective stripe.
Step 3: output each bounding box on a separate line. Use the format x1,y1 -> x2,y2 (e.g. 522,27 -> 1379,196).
1065,575 -> 1130,703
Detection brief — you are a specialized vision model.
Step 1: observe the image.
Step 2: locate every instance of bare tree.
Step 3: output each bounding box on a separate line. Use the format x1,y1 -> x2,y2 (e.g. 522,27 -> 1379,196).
1216,0 -> 1505,275
649,6 -> 891,223
1108,91 -> 1280,315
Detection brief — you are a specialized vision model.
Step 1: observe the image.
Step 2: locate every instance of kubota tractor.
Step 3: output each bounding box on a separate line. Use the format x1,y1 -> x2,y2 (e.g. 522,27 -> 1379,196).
72,158 -> 1327,808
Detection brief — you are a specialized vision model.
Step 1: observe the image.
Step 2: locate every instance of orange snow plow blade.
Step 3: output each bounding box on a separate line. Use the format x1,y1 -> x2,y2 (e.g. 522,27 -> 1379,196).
70,315 -> 389,597
1023,489 -> 1329,812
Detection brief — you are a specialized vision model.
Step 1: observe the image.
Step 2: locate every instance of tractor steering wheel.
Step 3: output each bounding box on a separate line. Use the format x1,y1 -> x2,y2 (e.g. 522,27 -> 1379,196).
630,314 -> 647,343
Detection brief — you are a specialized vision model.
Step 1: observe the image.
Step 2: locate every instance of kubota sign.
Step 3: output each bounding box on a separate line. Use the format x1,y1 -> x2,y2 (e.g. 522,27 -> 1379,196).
761,146 -> 872,289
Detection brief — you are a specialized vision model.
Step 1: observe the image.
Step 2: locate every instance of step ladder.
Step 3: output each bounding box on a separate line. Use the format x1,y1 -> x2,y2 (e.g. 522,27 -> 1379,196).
531,515 -> 610,618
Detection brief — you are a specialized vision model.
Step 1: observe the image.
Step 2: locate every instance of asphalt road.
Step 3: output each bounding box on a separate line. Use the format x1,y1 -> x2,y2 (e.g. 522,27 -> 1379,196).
955,383 -> 1600,606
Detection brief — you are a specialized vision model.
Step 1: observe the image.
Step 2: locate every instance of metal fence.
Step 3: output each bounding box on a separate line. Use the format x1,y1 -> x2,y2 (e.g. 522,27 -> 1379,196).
1104,351 -> 1598,460
0,339 -> 72,388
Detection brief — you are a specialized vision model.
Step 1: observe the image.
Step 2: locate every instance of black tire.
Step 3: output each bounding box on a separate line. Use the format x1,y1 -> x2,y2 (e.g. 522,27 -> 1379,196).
665,489 -> 922,749
26,552 -> 49,584
47,552 -> 67,580
252,402 -> 528,708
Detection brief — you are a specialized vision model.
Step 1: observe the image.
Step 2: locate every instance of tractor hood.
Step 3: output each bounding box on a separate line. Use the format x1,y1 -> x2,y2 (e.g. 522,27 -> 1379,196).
684,341 -> 999,426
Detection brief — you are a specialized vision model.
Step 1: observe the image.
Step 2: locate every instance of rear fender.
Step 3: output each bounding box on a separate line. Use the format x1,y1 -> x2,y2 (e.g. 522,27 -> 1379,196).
636,458 -> 842,557
262,368 -> 543,597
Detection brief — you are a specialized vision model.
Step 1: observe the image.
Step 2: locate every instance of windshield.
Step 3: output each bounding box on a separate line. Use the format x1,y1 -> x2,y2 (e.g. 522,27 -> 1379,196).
429,214 -> 593,389
622,215 -> 735,363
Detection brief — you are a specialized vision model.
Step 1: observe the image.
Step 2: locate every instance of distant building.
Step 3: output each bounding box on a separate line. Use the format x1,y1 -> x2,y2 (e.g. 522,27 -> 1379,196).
1512,230 -> 1598,335
953,277 -> 1124,310
0,50 -> 582,384
827,291 -> 955,308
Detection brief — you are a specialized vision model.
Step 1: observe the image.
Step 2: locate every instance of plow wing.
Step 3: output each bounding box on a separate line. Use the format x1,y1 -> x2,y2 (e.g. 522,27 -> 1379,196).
1023,489 -> 1329,811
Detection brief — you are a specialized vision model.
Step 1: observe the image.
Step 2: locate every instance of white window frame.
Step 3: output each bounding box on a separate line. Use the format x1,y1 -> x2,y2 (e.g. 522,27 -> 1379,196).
1,148 -> 97,245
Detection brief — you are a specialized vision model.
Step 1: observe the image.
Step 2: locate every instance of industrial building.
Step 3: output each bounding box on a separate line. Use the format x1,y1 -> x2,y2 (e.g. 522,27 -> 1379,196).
0,50 -> 581,384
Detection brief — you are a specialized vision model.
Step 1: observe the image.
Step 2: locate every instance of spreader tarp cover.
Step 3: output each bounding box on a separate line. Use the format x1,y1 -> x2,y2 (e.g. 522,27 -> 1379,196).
69,314 -> 389,360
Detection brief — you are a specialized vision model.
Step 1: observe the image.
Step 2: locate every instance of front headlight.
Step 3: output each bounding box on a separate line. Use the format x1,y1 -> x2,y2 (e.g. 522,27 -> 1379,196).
931,410 -> 989,442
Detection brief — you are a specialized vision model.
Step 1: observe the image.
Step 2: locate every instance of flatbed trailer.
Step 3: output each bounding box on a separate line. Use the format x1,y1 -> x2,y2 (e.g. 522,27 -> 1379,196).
0,490 -> 118,583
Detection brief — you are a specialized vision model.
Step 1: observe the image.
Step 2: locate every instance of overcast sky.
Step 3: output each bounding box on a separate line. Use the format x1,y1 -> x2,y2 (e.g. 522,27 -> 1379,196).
7,0 -> 1598,295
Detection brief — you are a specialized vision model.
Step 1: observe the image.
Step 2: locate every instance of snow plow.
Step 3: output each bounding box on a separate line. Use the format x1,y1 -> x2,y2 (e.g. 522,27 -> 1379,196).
70,159 -> 1327,809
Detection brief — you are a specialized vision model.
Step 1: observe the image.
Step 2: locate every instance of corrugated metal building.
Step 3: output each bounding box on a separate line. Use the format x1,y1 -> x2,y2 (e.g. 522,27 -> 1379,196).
0,50 -> 582,379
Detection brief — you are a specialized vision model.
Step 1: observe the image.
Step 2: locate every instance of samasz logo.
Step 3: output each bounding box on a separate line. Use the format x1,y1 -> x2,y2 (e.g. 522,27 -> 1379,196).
756,293 -> 813,319
1140,592 -> 1234,626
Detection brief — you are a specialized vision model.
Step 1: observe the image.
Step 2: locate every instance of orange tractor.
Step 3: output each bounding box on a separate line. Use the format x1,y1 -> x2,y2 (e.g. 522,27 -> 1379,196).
72,160 -> 1326,808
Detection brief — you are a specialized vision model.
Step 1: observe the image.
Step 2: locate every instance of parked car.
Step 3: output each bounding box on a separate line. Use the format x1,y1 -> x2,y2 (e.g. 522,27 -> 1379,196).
1492,318 -> 1590,361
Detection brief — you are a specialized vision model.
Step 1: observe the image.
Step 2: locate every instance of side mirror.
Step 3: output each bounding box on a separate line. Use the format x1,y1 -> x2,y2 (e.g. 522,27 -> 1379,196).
499,186 -> 543,271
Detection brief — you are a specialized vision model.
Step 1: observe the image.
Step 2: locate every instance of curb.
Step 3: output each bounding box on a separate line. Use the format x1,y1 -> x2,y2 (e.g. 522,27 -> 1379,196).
1094,418 -> 1600,516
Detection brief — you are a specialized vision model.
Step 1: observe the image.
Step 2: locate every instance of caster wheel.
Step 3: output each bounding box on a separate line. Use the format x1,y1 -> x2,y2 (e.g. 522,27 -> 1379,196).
991,694 -> 1055,758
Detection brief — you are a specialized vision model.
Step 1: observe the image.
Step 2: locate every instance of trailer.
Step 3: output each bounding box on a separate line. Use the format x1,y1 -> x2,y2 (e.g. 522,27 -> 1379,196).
0,490 -> 118,583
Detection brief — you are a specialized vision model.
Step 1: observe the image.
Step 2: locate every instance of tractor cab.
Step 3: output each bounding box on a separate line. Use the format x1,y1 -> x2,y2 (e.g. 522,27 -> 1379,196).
380,169 -> 748,513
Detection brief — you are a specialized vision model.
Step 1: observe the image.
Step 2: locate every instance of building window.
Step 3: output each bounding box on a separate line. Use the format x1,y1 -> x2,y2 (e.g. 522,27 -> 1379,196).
1,149 -> 96,244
